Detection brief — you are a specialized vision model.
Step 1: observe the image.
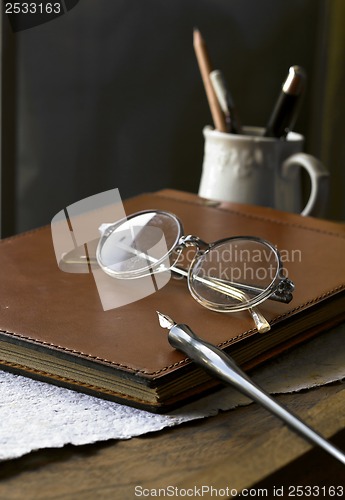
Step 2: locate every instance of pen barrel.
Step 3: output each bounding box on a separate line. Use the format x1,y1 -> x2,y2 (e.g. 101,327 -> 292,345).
264,92 -> 300,138
169,324 -> 345,465
169,324 -> 252,387
239,376 -> 345,465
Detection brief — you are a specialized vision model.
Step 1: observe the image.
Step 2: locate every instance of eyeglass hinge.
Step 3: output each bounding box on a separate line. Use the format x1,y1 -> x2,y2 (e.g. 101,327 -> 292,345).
178,235 -> 208,252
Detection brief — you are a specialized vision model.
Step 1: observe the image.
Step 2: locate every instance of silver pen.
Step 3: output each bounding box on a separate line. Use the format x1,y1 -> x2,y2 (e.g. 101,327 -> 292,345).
157,311 -> 345,465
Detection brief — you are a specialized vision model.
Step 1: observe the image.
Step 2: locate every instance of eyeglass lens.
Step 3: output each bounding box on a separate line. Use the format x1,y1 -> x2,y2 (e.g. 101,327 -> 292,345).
97,211 -> 182,278
189,238 -> 280,311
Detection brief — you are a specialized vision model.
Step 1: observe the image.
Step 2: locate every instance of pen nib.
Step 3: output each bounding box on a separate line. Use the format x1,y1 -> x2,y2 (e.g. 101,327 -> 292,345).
156,311 -> 175,330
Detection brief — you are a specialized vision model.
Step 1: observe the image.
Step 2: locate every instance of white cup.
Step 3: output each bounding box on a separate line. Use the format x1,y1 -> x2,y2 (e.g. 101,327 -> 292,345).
198,126 -> 329,217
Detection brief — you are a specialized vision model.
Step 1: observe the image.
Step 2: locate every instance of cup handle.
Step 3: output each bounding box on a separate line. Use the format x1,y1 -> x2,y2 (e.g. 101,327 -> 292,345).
281,153 -> 329,217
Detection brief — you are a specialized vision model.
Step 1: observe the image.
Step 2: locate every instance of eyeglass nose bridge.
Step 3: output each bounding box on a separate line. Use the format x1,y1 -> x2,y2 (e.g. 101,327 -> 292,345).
178,235 -> 209,253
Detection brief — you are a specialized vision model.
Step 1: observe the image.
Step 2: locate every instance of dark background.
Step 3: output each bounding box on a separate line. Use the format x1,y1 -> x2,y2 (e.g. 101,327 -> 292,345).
1,0 -> 344,235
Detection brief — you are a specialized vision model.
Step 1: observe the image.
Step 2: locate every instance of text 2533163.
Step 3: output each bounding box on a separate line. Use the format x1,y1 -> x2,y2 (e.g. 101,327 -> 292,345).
5,3 -> 61,14
288,485 -> 344,496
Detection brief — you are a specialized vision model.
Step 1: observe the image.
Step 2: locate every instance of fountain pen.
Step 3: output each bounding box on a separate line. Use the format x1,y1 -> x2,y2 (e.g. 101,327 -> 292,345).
157,311 -> 345,465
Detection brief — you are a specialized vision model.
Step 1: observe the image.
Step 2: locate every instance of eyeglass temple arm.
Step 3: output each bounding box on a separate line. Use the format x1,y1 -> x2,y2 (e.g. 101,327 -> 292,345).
171,265 -> 270,333
172,260 -> 294,304
207,275 -> 295,304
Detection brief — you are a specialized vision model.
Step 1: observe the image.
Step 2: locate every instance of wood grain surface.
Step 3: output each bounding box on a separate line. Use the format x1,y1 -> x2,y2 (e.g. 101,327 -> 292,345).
0,382 -> 344,499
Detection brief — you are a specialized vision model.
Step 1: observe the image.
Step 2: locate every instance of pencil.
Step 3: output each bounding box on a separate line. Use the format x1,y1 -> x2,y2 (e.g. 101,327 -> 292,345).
193,29 -> 227,132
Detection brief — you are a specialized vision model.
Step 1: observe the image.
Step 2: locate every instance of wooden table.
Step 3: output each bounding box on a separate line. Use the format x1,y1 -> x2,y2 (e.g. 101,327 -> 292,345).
0,381 -> 344,499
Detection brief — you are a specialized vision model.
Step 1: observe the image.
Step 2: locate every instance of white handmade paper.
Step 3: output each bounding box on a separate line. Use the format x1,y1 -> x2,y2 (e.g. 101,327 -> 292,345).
1,323 -> 344,461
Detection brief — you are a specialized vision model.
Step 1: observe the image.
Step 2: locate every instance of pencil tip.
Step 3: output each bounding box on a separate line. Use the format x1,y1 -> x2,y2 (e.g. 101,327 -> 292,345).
193,27 -> 202,40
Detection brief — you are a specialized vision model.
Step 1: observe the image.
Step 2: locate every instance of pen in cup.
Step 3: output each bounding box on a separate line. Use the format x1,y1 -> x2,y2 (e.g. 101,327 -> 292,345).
264,65 -> 306,138
210,70 -> 242,134
157,311 -> 345,465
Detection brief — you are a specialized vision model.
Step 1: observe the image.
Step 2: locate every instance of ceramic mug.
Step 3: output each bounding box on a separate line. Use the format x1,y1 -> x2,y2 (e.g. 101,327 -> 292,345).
198,126 -> 329,216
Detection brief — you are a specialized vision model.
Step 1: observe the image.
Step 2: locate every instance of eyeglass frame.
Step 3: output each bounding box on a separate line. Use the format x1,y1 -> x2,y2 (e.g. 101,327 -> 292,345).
96,209 -> 295,314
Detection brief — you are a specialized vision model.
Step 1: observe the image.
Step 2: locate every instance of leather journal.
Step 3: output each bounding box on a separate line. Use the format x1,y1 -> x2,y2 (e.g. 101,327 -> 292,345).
1,189 -> 345,412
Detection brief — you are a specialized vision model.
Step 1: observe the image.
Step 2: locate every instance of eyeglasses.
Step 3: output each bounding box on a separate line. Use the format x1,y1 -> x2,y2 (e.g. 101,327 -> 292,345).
96,210 -> 294,332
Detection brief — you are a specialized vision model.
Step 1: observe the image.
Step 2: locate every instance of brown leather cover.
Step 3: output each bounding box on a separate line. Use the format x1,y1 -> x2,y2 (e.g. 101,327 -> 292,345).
1,189 -> 345,410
